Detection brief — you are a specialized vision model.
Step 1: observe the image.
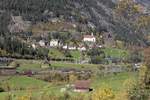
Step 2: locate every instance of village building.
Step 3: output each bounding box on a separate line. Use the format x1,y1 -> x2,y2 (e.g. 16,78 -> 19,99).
74,80 -> 91,92
68,46 -> 76,50
78,46 -> 86,51
133,63 -> 142,71
39,40 -> 46,47
97,45 -> 103,48
62,45 -> 68,50
83,33 -> 96,43
32,43 -> 36,49
72,24 -> 77,28
50,39 -> 59,47
50,18 -> 60,23
63,45 -> 76,50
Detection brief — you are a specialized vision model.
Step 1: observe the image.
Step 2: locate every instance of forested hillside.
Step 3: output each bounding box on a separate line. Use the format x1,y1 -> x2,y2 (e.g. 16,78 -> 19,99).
0,0 -> 150,57
0,0 -> 149,40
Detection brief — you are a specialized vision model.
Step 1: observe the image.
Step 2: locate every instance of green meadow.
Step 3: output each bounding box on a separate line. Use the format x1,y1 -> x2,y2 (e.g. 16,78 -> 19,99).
0,72 -> 138,99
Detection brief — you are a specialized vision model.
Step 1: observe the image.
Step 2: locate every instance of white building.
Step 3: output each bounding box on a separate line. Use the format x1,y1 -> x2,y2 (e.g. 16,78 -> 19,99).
62,45 -> 76,50
31,44 -> 36,49
62,45 -> 68,49
39,40 -> 45,47
83,34 -> 96,42
68,47 -> 76,50
97,45 -> 103,48
78,46 -> 86,51
50,39 -> 59,47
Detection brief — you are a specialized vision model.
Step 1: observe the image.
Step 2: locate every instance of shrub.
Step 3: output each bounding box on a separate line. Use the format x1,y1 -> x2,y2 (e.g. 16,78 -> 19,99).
65,51 -> 72,58
92,87 -> 115,100
87,48 -> 105,57
91,56 -> 105,64
0,87 -> 5,92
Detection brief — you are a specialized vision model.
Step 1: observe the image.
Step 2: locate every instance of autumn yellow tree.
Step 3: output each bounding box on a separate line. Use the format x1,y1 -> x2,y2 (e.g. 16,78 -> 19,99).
115,79 -> 136,100
92,87 -> 115,100
115,0 -> 142,19
69,74 -> 77,83
16,88 -> 32,100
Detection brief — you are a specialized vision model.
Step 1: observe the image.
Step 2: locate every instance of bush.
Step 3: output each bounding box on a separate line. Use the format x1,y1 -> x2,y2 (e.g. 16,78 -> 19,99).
0,87 -> 5,92
92,87 -> 115,100
65,51 -> 72,58
88,48 -> 106,64
128,51 -> 142,63
87,48 -> 105,57
91,56 -> 105,64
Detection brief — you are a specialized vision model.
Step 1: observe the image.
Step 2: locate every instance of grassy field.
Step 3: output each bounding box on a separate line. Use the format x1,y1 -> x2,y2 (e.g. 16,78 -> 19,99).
92,72 -> 138,91
70,51 -> 82,59
13,59 -> 100,71
0,76 -> 49,89
0,72 -> 138,99
48,49 -> 82,60
48,48 -> 64,58
0,76 -> 65,100
0,84 -> 62,100
12,59 -> 129,72
51,62 -> 100,69
17,63 -> 42,71
10,60 -> 50,71
0,76 -> 51,100
102,48 -> 129,58
9,59 -> 102,72
48,47 -> 129,60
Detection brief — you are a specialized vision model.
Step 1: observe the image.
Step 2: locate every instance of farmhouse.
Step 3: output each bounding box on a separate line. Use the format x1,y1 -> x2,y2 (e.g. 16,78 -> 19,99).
50,39 -> 59,47
83,33 -> 96,42
74,80 -> 91,92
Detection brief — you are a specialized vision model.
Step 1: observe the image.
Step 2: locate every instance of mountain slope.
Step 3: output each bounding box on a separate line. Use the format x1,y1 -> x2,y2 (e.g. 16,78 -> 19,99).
0,0 -> 149,44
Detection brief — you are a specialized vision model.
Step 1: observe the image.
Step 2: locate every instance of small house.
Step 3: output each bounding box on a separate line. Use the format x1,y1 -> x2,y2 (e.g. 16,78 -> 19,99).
50,39 -> 59,47
23,70 -> 35,77
62,45 -> 76,50
32,43 -> 36,49
74,80 -> 92,92
39,40 -> 46,47
78,46 -> 86,51
97,45 -> 103,48
133,63 -> 142,71
83,33 -> 96,43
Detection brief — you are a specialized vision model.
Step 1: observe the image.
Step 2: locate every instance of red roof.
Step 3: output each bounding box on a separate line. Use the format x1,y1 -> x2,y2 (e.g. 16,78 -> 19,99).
75,80 -> 91,89
83,35 -> 95,38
